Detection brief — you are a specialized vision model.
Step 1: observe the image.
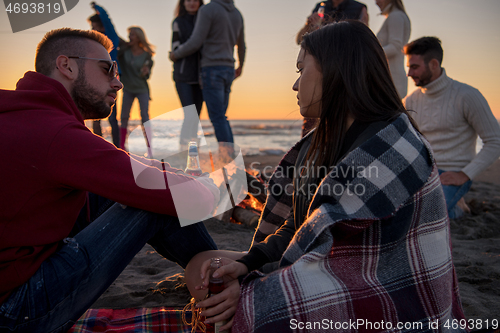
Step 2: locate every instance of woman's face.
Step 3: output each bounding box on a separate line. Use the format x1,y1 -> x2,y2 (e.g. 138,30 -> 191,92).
375,0 -> 389,11
184,0 -> 201,15
293,48 -> 323,118
129,30 -> 138,45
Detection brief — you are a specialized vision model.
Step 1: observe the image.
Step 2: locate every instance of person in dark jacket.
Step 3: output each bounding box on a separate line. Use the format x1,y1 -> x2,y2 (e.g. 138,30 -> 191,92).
170,0 -> 245,154
172,0 -> 205,151
296,0 -> 369,138
88,2 -> 125,147
296,0 -> 369,45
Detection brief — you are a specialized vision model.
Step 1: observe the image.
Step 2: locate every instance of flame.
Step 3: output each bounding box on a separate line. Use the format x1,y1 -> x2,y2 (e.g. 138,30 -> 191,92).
247,168 -> 260,178
238,194 -> 264,212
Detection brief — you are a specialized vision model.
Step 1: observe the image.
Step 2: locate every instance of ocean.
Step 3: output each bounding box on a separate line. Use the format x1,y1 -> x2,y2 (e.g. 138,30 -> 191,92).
89,119 -> 304,157
87,118 -> 485,158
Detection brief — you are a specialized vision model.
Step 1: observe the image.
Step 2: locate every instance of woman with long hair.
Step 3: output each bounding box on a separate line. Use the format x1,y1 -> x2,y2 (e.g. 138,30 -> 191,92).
118,26 -> 155,154
376,0 -> 411,98
181,21 -> 467,332
172,0 -> 204,151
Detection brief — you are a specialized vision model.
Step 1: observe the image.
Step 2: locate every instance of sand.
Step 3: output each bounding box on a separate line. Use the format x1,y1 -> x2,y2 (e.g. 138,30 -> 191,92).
92,155 -> 500,323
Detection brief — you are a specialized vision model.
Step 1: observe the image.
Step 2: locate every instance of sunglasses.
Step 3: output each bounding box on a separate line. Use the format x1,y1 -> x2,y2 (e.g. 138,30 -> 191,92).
67,56 -> 118,79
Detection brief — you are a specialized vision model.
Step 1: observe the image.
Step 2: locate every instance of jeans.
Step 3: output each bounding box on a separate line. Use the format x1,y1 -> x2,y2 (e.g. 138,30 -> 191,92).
121,90 -> 150,129
0,194 -> 217,333
91,103 -> 120,147
108,103 -> 120,147
176,82 -> 204,145
201,66 -> 235,144
439,169 -> 473,219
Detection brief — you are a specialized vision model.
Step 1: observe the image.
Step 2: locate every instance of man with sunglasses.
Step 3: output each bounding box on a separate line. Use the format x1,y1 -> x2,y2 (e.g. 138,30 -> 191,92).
0,28 -> 220,333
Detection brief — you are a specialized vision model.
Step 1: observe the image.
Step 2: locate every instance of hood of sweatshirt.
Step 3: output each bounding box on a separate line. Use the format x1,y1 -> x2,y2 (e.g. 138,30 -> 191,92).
212,0 -> 235,12
0,71 -> 84,124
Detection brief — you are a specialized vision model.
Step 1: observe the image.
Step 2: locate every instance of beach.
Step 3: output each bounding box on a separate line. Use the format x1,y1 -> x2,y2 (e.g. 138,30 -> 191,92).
90,153 -> 500,323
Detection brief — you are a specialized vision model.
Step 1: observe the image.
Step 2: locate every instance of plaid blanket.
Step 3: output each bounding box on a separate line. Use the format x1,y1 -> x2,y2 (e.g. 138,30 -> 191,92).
68,307 -> 203,333
234,114 -> 467,332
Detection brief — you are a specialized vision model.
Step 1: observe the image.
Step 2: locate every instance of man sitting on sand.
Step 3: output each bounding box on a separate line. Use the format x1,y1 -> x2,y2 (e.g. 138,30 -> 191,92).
404,37 -> 500,218
0,28 -> 220,333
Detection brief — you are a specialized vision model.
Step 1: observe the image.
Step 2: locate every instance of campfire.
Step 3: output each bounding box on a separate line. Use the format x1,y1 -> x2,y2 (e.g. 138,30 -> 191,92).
239,193 -> 264,213
214,168 -> 268,228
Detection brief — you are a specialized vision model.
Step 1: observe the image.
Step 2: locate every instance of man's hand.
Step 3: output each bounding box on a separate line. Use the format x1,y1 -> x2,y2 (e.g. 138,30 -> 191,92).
90,1 -> 96,9
196,258 -> 249,331
196,174 -> 220,208
235,67 -> 243,79
440,171 -> 470,186
169,51 -> 176,62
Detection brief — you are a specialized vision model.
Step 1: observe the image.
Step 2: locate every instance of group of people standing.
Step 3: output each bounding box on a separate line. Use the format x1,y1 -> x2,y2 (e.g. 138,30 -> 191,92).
88,3 -> 155,154
90,0 -> 245,155
299,0 -> 410,98
171,0 -> 245,153
88,2 -> 155,156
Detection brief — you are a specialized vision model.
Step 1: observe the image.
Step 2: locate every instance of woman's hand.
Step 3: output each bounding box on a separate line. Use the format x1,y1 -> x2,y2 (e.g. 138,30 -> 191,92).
199,258 -> 248,289
196,258 -> 249,330
140,63 -> 150,77
169,51 -> 176,62
197,279 -> 240,331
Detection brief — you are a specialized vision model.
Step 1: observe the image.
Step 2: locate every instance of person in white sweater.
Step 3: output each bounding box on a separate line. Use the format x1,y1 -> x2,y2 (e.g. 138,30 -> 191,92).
376,0 -> 411,99
404,37 -> 500,218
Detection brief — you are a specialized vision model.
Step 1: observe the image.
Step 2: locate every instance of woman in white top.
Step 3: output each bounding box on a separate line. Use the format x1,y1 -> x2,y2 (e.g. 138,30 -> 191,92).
376,0 -> 411,98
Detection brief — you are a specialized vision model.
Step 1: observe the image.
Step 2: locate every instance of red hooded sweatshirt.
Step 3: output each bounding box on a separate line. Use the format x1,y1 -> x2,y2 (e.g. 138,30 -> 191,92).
0,72 -> 215,303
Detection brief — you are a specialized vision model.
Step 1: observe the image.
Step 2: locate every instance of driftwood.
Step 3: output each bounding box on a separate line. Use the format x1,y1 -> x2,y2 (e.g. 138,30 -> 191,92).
232,206 -> 260,227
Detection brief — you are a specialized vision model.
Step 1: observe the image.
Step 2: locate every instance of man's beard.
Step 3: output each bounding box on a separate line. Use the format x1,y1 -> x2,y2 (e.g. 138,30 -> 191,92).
72,71 -> 115,120
414,66 -> 433,87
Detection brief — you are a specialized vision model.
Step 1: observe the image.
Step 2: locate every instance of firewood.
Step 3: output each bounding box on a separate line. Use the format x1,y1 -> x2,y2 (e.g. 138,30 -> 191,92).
232,206 -> 260,227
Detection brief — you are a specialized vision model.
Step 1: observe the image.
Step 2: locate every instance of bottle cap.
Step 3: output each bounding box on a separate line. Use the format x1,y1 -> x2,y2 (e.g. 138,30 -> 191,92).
188,141 -> 198,156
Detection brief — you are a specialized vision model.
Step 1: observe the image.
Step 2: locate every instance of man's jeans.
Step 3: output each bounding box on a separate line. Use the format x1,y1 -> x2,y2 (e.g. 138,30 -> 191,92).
439,170 -> 473,219
0,194 -> 217,333
201,66 -> 235,144
176,82 -> 204,145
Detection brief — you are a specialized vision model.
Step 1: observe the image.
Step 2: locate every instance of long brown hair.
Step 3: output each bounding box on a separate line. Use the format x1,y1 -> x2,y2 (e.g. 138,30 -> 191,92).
301,20 -> 417,170
128,26 -> 155,56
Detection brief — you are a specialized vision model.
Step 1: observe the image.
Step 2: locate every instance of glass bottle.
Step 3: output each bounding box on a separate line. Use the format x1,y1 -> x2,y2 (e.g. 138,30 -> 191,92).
205,258 -> 225,333
318,2 -> 325,19
185,141 -> 203,176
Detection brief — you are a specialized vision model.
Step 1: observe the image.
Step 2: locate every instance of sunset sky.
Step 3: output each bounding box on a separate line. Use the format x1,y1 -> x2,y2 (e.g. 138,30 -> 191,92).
1,0 -> 499,121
